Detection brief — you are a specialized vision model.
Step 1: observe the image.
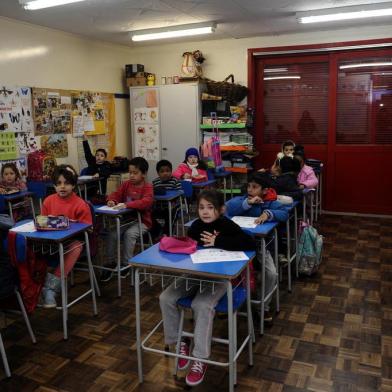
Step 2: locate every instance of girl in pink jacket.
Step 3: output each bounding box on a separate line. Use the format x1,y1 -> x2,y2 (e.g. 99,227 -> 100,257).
294,147 -> 319,189
173,147 -> 207,183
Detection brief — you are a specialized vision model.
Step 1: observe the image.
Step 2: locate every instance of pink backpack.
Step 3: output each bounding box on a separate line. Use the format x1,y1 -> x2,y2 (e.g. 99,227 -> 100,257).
159,236 -> 197,254
27,150 -> 57,181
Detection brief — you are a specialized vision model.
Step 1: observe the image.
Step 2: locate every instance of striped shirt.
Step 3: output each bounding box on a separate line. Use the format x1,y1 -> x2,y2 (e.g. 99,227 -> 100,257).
152,176 -> 182,192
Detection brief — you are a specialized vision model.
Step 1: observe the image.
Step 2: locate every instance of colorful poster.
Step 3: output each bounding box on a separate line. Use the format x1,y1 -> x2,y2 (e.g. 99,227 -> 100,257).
33,88 -> 72,135
134,124 -> 160,160
0,132 -> 17,160
40,134 -> 68,158
0,86 -> 33,133
0,158 -> 27,181
15,132 -> 39,155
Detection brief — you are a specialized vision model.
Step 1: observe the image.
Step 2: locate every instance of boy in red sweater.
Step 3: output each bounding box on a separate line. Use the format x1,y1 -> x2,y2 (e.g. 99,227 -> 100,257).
101,157 -> 153,282
41,164 -> 92,308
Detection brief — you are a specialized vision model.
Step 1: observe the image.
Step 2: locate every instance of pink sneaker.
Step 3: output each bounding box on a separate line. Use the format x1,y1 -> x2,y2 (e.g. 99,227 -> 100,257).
186,360 -> 207,386
177,340 -> 190,370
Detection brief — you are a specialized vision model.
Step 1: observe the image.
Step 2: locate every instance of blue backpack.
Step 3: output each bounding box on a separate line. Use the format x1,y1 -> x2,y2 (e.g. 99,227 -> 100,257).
297,222 -> 323,276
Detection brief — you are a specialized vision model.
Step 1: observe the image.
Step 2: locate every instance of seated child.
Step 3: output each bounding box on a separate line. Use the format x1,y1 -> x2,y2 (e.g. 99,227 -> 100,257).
294,145 -> 318,189
258,140 -> 296,173
152,159 -> 182,235
160,190 -> 255,387
225,174 -> 290,318
101,157 -> 153,282
41,164 -> 92,308
173,147 -> 207,183
82,134 -> 112,195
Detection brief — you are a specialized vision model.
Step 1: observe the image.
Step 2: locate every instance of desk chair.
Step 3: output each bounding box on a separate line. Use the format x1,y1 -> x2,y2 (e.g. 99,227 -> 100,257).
305,159 -> 323,220
180,180 -> 193,220
175,283 -> 253,385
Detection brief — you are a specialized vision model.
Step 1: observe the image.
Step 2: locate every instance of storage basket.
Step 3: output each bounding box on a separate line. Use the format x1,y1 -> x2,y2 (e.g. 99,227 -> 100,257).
204,74 -> 248,104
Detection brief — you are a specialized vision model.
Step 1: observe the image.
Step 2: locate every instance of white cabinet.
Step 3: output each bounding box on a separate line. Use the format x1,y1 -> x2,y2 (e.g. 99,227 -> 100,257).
129,83 -> 203,181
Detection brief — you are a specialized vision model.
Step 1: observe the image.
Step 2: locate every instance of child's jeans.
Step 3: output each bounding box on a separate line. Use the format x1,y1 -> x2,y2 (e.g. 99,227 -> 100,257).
159,278 -> 226,359
105,221 -> 148,265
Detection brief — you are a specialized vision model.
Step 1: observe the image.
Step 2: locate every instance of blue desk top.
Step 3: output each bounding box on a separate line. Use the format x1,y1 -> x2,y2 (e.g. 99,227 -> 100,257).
93,205 -> 135,216
1,190 -> 34,201
130,243 -> 255,279
192,179 -> 217,187
13,219 -> 91,242
154,190 -> 184,201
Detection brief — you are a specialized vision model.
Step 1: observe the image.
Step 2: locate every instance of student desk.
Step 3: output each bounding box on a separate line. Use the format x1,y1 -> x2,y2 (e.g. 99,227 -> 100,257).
191,178 -> 217,189
93,205 -> 145,296
11,220 -> 97,340
302,188 -> 316,225
213,170 -> 233,201
154,190 -> 185,236
0,190 -> 36,219
77,176 -> 103,200
130,244 -> 255,392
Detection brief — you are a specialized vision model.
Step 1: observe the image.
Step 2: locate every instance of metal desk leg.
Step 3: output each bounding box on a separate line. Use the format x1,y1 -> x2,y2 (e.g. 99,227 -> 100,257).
303,195 -> 307,222
179,196 -> 185,236
286,219 -> 292,292
168,200 -> 172,237
310,192 -> 314,225
223,176 -> 227,202
98,180 -> 102,195
116,217 -> 122,297
84,231 -> 98,313
138,212 -> 144,251
230,174 -> 234,198
294,207 -> 299,278
135,268 -> 143,383
29,197 -> 36,219
7,202 -> 12,219
246,265 -> 254,366
274,228 -> 280,313
84,184 -> 88,200
59,242 -> 68,340
260,238 -> 266,335
226,280 -> 234,392
0,333 -> 11,377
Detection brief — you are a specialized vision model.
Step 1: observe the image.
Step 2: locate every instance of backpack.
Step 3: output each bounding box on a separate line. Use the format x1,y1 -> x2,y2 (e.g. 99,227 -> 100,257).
297,221 -> 323,276
27,150 -> 57,181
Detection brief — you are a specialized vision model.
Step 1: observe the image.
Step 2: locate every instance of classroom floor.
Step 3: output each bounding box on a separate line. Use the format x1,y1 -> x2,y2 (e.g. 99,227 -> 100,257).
0,214 -> 391,391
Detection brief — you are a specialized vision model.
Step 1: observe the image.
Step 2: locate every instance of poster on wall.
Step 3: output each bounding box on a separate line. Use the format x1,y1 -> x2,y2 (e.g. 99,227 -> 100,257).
131,88 -> 160,161
71,91 -> 108,136
32,88 -> 72,135
40,134 -> 68,158
0,158 -> 27,181
15,132 -> 39,155
0,86 -> 34,133
0,132 -> 17,160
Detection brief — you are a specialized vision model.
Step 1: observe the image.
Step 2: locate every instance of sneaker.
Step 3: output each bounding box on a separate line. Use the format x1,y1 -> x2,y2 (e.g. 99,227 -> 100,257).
278,254 -> 288,265
177,340 -> 190,371
42,287 -> 57,308
186,360 -> 207,386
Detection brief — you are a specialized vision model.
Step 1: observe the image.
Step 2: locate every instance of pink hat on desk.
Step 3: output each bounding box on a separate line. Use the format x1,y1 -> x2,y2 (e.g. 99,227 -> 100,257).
159,236 -> 197,254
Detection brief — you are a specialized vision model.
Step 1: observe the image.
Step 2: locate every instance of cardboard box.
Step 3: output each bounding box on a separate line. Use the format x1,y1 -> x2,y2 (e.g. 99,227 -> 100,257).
126,76 -> 147,86
125,64 -> 144,77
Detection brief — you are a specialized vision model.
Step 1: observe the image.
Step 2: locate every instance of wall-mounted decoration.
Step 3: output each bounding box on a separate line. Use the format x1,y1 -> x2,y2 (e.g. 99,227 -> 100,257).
40,134 -> 68,158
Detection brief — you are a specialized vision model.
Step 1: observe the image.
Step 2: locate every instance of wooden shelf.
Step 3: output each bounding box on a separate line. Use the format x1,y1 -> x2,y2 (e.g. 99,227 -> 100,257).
200,123 -> 246,129
220,145 -> 250,152
224,167 -> 250,173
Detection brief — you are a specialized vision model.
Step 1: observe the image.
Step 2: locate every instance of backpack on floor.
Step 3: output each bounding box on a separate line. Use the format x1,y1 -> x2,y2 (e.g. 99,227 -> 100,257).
27,150 -> 57,181
297,221 -> 323,276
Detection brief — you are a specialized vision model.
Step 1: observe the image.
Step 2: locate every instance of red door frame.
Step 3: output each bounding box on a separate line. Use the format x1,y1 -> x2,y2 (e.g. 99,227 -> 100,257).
248,38 -> 392,214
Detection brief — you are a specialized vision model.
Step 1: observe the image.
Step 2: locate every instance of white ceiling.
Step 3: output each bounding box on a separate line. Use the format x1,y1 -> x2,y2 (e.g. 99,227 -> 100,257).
1,0 -> 392,46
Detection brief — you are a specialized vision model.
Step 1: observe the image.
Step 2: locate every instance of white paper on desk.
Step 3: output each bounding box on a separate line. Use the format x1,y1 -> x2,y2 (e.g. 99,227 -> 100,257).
191,249 -> 248,264
78,175 -> 94,180
96,205 -> 117,212
231,216 -> 257,228
10,221 -> 36,233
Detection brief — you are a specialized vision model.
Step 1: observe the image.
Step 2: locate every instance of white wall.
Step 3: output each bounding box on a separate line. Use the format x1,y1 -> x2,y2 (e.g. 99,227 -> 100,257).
0,16 -> 133,170
0,16 -> 390,172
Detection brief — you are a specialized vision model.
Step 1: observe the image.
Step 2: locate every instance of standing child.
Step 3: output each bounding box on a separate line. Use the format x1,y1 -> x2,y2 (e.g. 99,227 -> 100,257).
40,164 -> 92,308
152,159 -> 182,235
294,145 -> 318,189
101,157 -> 153,282
173,147 -> 207,183
82,134 -> 112,195
225,174 -> 290,320
160,189 -> 255,387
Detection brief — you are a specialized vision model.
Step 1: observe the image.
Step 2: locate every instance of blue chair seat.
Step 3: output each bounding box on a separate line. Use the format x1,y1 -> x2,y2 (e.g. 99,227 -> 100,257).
177,285 -> 247,313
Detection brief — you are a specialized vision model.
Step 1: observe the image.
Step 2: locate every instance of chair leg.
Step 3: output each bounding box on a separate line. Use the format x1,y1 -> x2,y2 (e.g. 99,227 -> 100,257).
0,333 -> 11,378
15,288 -> 36,344
173,309 -> 185,376
233,311 -> 237,386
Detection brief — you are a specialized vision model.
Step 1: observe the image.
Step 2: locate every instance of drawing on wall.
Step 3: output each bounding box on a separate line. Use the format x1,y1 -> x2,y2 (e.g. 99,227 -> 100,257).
41,134 -> 68,158
0,158 -> 27,181
16,132 -> 39,155
33,88 -> 72,135
0,86 -> 34,133
134,124 -> 159,160
0,132 -> 17,160
133,107 -> 159,124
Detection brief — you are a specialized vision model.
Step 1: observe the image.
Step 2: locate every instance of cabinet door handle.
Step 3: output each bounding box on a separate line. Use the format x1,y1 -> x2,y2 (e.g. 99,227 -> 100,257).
162,147 -> 167,151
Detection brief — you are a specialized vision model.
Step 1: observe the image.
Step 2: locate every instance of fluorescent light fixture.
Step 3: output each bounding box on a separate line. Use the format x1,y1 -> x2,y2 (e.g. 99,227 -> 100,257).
21,0 -> 86,10
264,68 -> 288,73
339,62 -> 392,69
297,3 -> 392,23
130,23 -> 216,42
264,76 -> 301,80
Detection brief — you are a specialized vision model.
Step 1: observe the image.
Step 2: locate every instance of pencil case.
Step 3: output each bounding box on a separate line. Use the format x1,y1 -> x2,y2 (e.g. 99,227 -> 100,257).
35,215 -> 70,231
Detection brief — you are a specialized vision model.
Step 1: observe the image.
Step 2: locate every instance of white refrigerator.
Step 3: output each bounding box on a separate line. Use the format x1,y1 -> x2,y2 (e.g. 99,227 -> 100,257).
129,83 -> 203,181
